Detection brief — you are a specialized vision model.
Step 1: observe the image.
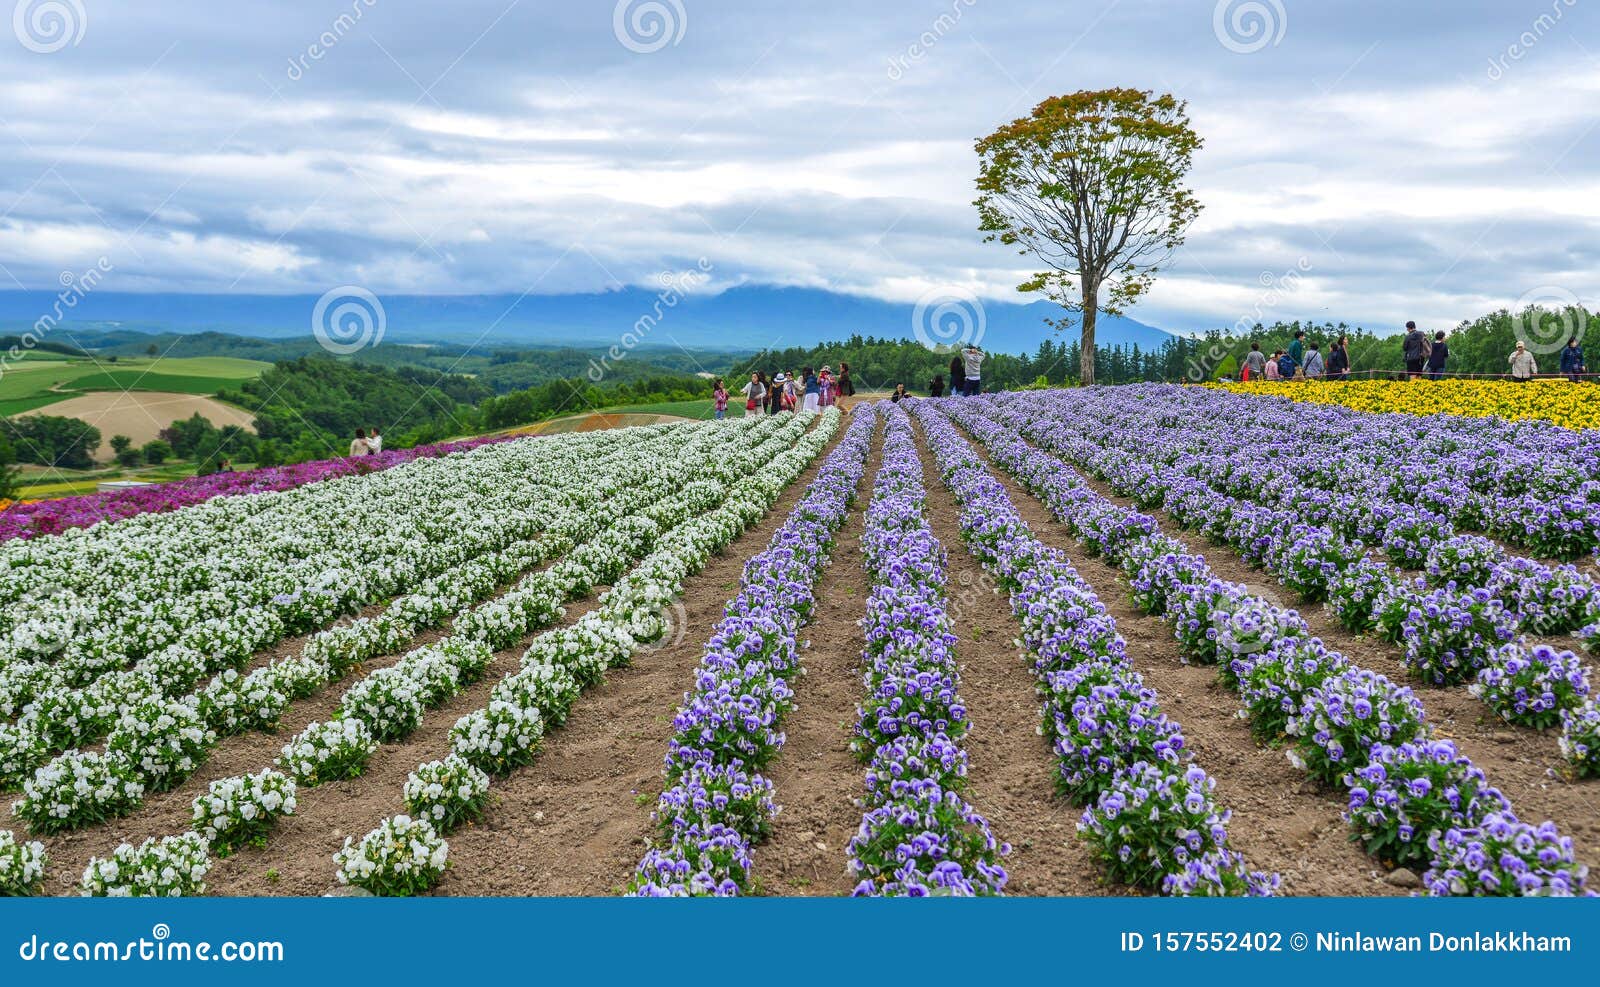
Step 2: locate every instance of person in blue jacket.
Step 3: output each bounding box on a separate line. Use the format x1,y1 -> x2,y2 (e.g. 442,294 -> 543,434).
1560,337 -> 1587,382
1277,350 -> 1298,380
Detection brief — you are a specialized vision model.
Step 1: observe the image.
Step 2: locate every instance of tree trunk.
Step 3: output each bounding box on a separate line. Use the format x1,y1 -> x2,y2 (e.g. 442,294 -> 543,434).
1079,282 -> 1098,386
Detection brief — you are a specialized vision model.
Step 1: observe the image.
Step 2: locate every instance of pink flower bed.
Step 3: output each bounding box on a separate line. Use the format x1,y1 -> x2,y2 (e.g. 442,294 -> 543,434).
0,434 -> 517,542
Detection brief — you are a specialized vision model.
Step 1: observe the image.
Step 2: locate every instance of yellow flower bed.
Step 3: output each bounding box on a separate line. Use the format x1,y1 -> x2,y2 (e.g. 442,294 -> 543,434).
1209,379 -> 1600,430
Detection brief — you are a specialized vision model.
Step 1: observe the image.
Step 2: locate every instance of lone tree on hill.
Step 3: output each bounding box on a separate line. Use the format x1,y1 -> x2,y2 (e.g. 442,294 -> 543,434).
975,88 -> 1202,385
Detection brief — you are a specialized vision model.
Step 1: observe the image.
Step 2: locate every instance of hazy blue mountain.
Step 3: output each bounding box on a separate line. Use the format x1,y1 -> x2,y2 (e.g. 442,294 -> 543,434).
0,285 -> 1178,356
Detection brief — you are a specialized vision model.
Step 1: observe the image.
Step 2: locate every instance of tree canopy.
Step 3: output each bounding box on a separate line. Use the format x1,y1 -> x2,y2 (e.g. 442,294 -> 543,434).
976,88 -> 1202,385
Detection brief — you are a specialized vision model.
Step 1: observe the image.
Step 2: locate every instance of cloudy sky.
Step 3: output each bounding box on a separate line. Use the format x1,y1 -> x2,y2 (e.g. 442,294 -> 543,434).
0,0 -> 1596,333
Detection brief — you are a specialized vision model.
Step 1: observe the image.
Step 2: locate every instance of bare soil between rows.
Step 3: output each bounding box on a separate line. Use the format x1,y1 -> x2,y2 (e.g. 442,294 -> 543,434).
1027,435 -> 1600,876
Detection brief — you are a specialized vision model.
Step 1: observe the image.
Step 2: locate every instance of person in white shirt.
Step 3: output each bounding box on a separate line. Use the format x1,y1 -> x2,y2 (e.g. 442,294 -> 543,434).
366,427 -> 382,454
962,345 -> 985,396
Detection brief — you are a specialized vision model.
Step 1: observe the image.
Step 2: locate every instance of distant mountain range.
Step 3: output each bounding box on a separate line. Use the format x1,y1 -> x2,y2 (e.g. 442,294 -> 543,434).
0,286 -> 1180,357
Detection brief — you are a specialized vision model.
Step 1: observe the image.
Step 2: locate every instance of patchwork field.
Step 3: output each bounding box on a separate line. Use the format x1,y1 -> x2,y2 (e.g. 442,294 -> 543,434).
1,390 -> 1595,899
0,353 -> 268,417
18,392 -> 257,460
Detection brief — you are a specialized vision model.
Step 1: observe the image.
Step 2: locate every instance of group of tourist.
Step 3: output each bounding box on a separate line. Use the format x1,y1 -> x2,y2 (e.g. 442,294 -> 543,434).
713,363 -> 857,419
348,426 -> 384,456
1241,331 -> 1353,382
710,344 -> 989,417
1239,321 -> 1590,383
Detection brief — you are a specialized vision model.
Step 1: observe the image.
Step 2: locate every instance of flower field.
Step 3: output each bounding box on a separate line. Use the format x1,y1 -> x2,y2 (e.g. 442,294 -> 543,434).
1212,379 -> 1600,430
1,388 -> 1595,898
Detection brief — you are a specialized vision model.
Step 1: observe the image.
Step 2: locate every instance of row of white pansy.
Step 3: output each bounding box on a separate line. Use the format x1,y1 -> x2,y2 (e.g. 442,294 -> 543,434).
14,414 -> 826,895
0,423 -> 688,704
333,409 -> 844,895
0,421 -> 765,789
6,418 -> 794,839
3,417 -> 788,756
0,425 -> 668,714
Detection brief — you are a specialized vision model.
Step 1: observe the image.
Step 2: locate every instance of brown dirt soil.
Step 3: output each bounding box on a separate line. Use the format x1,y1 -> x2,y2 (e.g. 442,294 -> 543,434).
1059,457 -> 1600,876
909,433 -> 1106,895
23,392 -> 255,460
753,432 -> 876,896
961,439 -> 1394,896
427,421 -> 850,896
186,422 -> 845,896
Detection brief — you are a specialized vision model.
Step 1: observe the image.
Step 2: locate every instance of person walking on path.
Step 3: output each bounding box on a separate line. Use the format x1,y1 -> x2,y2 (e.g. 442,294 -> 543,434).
1402,321 -> 1428,379
818,366 -> 836,408
1243,342 -> 1267,382
1560,338 -> 1587,382
1327,336 -> 1350,380
1427,332 -> 1450,380
1303,342 -> 1326,379
712,378 -> 729,419
1276,349 -> 1297,380
741,372 -> 766,415
1508,341 -> 1538,382
349,428 -> 371,457
962,344 -> 985,396
1264,350 -> 1282,381
1288,331 -> 1305,370
949,354 -> 965,396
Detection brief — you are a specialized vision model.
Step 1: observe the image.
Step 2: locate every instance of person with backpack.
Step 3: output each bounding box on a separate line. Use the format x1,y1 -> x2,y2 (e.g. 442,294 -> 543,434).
1303,342 -> 1326,380
1243,342 -> 1267,382
1402,321 -> 1428,379
1276,350 -> 1297,380
1426,332 -> 1449,379
1560,337 -> 1587,382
